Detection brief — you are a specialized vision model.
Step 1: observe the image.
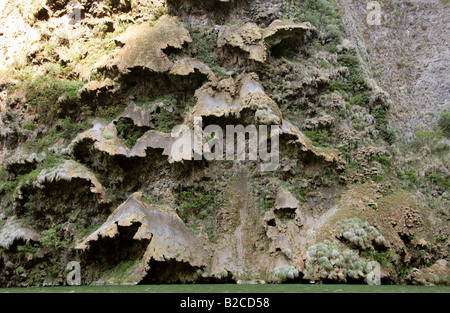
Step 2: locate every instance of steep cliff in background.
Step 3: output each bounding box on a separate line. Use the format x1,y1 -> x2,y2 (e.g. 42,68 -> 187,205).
0,0 -> 448,287
340,0 -> 449,142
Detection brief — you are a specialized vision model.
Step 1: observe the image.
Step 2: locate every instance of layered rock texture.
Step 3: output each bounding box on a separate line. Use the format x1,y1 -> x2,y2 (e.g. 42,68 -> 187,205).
0,0 -> 448,287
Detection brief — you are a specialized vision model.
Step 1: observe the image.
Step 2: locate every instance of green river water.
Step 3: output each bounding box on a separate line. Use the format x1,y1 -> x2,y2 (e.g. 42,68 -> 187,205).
0,284 -> 449,293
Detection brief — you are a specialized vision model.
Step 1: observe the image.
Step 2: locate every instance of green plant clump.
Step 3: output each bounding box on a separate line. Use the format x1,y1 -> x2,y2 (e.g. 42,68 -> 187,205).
40,226 -> 62,252
282,0 -> 343,35
426,172 -> 450,191
306,240 -> 370,282
116,118 -> 146,148
272,265 -> 299,282
177,187 -> 225,243
371,104 -> 396,144
11,76 -> 83,124
336,217 -> 389,250
304,129 -> 334,148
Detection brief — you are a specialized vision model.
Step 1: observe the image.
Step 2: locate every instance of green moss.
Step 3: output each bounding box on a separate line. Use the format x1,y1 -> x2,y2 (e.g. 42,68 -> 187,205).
1,152 -> 66,210
101,259 -> 140,283
304,129 -> 334,148
11,76 -> 83,124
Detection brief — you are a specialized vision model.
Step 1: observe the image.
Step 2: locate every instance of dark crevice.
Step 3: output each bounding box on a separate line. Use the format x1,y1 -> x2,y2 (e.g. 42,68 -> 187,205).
275,208 -> 296,221
139,259 -> 237,284
15,177 -> 109,230
114,117 -> 150,148
269,40 -> 302,59
139,259 -> 204,284
119,67 -> 208,101
162,46 -> 184,59
83,222 -> 150,267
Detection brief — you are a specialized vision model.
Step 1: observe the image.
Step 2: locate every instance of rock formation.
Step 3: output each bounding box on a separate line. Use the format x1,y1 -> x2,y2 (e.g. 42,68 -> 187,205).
0,0 -> 448,287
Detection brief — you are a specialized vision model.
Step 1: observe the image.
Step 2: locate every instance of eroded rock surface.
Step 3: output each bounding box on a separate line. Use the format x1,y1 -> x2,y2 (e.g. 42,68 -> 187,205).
64,119 -> 177,161
190,73 -> 282,125
31,159 -> 109,204
218,19 -> 311,63
77,192 -> 210,283
4,151 -> 46,175
0,0 -> 447,288
114,15 -> 192,73
281,119 -> 338,164
218,22 -> 266,63
0,216 -> 40,250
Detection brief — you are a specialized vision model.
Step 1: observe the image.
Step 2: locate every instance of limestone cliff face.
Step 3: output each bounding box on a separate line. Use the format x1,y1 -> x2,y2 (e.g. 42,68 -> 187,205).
0,0 -> 448,287
338,0 -> 449,142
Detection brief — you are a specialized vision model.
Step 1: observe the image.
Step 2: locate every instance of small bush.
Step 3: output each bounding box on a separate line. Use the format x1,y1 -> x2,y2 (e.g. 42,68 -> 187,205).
59,116 -> 92,141
17,242 -> 37,257
426,172 -> 450,190
336,217 -> 389,250
40,226 -> 62,251
370,154 -> 392,169
151,6 -> 168,23
349,91 -> 371,107
405,167 -> 418,184
438,110 -> 450,137
325,24 -> 343,45
152,109 -> 178,133
137,95 -> 191,133
22,121 -> 36,131
282,0 -> 342,35
0,180 -> 19,195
